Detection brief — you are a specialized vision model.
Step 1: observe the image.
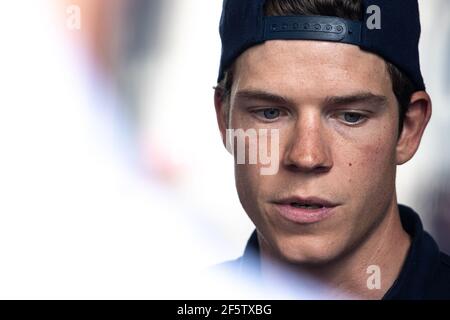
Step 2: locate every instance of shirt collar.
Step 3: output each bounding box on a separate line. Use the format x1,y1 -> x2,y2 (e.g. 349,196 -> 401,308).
382,205 -> 440,299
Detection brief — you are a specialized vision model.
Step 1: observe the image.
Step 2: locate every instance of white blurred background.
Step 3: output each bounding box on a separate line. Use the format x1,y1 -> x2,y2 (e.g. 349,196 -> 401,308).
0,0 -> 448,298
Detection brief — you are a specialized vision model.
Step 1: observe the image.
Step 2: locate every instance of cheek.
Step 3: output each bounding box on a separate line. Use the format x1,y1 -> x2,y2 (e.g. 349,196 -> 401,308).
234,164 -> 267,226
336,129 -> 397,203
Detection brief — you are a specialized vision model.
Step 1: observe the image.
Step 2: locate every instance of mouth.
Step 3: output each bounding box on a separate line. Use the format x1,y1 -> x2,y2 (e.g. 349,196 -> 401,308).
271,196 -> 339,224
275,196 -> 339,208
290,203 -> 325,209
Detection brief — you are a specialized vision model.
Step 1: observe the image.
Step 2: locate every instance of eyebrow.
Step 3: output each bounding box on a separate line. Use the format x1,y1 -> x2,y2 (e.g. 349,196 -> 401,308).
235,89 -> 388,108
235,90 -> 293,105
324,92 -> 388,108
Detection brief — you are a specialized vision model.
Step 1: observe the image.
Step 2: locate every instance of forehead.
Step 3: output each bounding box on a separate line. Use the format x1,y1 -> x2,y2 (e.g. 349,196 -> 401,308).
233,40 -> 392,100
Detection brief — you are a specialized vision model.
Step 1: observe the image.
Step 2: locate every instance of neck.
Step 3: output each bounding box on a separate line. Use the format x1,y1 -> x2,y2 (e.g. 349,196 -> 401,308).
259,196 -> 411,299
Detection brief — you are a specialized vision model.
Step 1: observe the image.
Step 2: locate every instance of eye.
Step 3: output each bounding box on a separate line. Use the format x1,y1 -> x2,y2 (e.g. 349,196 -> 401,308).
338,112 -> 367,125
253,108 -> 282,121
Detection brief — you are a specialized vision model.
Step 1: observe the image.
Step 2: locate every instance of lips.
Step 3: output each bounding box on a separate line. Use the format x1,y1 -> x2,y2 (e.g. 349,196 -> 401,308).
271,196 -> 340,224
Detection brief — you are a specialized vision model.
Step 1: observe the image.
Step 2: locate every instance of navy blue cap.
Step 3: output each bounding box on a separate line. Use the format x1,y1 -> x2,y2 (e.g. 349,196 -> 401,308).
218,0 -> 425,90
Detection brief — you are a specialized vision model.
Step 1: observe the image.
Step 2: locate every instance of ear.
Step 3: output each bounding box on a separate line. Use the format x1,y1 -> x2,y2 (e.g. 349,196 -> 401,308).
214,88 -> 229,149
396,91 -> 432,165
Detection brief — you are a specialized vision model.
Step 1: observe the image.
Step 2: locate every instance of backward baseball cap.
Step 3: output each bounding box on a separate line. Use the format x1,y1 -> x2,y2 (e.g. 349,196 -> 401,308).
218,0 -> 425,91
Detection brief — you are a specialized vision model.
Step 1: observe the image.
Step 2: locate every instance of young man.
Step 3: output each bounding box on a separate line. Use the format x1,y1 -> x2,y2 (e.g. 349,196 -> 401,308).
213,0 -> 450,299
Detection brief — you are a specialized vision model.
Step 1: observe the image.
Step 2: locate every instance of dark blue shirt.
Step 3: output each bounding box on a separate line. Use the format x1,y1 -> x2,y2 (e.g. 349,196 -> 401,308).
218,204 -> 450,299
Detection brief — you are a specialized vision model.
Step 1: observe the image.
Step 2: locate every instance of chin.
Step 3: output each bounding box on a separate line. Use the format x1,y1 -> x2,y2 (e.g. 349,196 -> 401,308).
270,232 -> 345,266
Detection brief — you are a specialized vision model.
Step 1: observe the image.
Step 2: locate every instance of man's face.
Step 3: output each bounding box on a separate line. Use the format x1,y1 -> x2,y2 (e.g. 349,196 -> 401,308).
226,40 -> 401,264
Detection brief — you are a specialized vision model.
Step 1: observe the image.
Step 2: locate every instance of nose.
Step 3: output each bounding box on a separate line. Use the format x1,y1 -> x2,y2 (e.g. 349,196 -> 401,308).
283,111 -> 333,174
